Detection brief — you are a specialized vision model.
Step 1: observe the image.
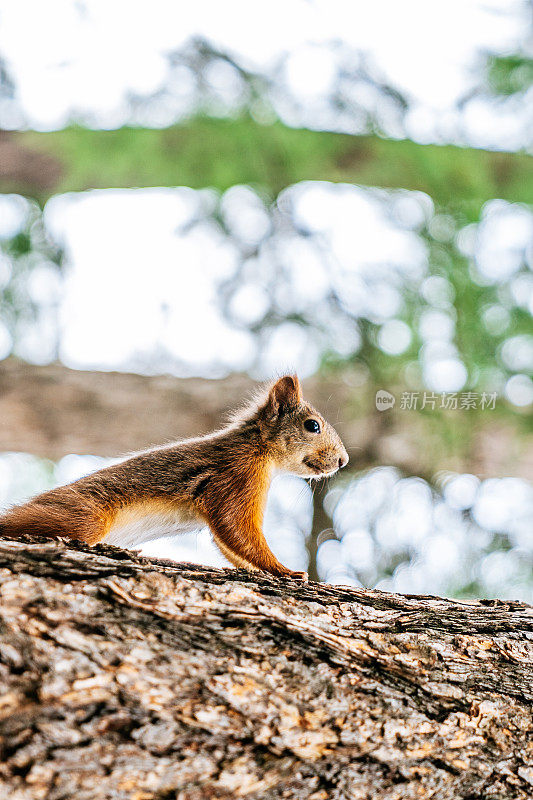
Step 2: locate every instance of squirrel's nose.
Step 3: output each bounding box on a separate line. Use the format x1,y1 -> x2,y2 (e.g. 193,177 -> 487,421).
338,452 -> 349,469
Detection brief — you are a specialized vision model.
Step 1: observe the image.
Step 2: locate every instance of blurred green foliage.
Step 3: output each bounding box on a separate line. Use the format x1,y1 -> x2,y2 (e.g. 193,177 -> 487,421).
5,119 -> 533,208
0,198 -> 62,357
486,54 -> 533,96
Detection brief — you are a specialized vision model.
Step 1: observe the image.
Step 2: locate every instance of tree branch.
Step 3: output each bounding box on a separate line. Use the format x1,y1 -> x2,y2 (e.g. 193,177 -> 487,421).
0,534 -> 531,799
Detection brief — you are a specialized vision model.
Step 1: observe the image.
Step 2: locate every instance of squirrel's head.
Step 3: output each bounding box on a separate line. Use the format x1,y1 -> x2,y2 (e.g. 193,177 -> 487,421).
256,375 -> 349,479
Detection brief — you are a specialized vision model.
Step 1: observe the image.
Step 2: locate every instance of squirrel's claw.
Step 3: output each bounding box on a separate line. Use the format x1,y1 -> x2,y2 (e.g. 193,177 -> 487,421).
288,570 -> 308,582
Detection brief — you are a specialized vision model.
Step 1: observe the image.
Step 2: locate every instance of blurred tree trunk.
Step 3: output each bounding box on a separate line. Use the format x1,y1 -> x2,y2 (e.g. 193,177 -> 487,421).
0,358 -> 253,459
1,358 -> 532,483
0,535 -> 531,800
308,485 -> 334,582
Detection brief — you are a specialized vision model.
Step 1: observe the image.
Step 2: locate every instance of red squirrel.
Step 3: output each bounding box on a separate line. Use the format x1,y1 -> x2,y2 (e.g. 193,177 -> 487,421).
0,375 -> 348,580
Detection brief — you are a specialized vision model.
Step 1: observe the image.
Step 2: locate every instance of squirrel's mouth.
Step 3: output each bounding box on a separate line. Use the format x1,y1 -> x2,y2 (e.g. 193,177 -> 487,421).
302,456 -> 338,478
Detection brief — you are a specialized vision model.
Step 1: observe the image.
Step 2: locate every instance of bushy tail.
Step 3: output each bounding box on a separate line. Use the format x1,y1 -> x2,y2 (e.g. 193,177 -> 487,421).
0,490 -> 104,545
2,503 -> 69,539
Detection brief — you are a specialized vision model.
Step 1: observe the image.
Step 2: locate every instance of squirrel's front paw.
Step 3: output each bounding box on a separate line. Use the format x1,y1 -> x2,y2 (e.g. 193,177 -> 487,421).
287,570 -> 308,582
264,564 -> 309,581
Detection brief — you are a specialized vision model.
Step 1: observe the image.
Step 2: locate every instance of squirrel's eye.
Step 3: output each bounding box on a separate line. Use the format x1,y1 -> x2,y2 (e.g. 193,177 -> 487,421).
304,419 -> 321,434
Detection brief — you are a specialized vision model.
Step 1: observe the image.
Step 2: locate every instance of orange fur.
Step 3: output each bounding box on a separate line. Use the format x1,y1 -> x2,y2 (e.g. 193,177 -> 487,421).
0,375 -> 348,579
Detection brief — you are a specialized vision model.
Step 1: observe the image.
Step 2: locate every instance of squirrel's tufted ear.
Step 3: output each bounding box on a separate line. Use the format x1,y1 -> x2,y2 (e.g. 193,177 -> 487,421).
265,375 -> 302,417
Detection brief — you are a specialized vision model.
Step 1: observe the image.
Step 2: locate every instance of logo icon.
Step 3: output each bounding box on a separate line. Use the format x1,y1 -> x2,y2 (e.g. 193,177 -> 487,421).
376,390 -> 395,411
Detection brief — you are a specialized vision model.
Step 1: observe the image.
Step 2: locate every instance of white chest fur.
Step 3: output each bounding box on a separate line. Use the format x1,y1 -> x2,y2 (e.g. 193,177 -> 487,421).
102,501 -> 204,549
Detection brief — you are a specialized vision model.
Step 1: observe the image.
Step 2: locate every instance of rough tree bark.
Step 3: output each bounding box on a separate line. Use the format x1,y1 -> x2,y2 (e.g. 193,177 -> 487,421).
0,535 -> 531,800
